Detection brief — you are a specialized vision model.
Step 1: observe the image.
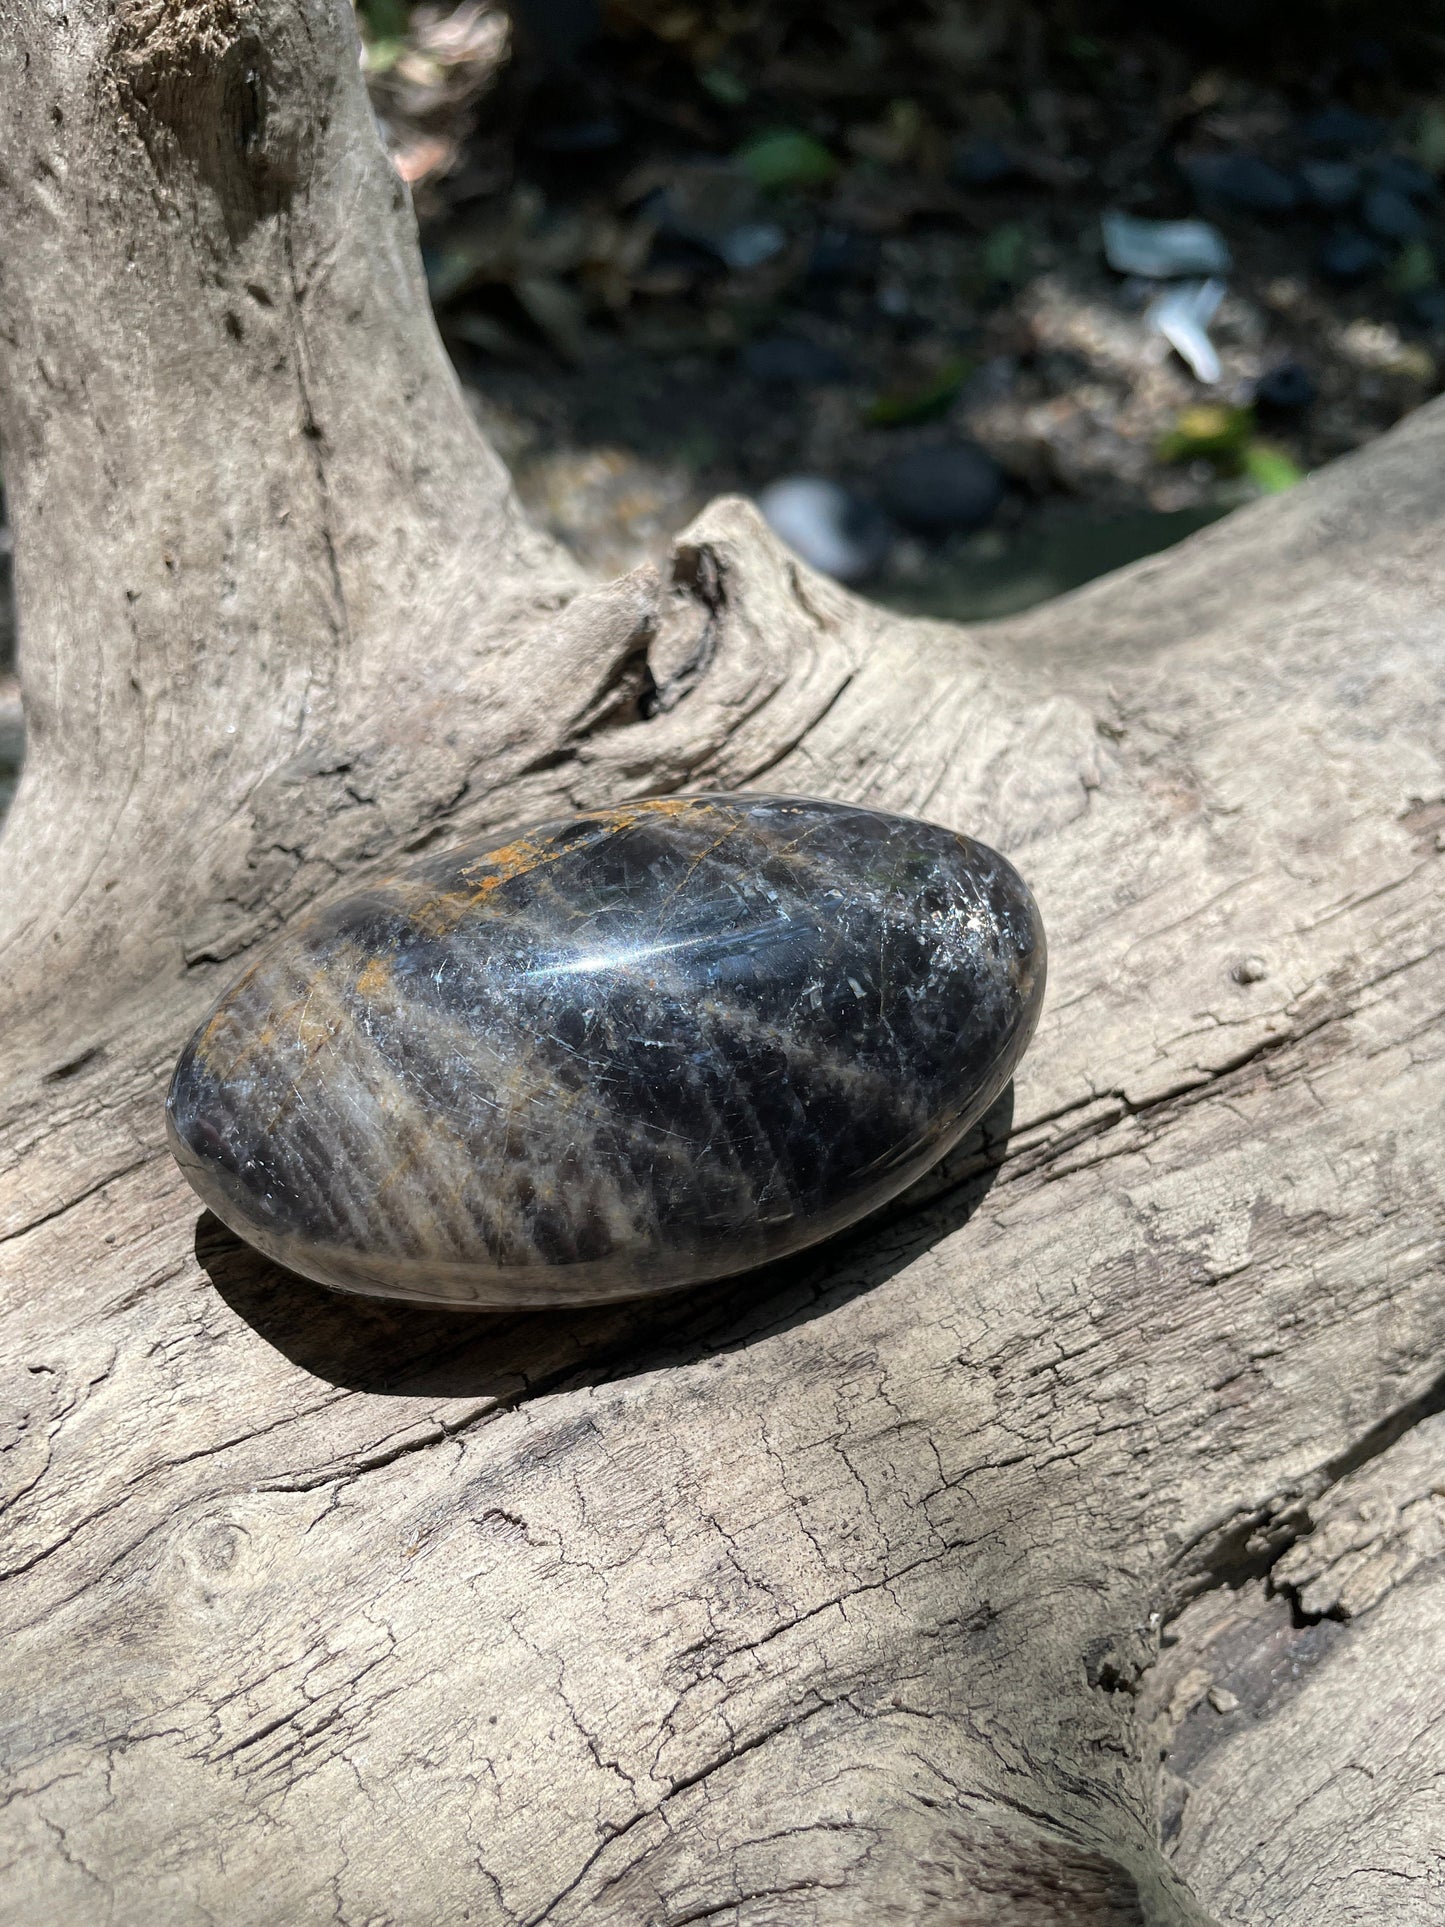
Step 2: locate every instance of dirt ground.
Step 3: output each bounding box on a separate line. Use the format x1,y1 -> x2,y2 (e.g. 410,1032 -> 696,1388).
368,0 -> 1445,606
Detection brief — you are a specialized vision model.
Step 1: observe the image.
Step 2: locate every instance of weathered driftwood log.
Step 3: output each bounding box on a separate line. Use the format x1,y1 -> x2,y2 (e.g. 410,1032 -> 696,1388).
1,4 -> 1442,1923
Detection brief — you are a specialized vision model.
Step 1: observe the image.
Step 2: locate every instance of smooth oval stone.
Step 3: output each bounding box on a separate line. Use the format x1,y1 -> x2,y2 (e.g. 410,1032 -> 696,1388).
167,795 -> 1045,1308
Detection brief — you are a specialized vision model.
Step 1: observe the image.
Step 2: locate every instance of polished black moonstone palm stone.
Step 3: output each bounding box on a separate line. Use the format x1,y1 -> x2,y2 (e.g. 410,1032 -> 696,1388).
167,794 -> 1045,1307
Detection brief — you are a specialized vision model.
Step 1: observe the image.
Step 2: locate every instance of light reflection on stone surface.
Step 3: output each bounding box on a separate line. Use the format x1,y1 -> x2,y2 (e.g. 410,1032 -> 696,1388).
168,794 -> 1045,1308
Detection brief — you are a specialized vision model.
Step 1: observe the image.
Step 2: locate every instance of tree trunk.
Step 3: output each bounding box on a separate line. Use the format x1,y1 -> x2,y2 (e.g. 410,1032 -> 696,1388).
1,5 -> 1442,1923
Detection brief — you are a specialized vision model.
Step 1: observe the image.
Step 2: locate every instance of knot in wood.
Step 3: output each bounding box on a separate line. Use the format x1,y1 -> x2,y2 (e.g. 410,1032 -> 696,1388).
111,0 -> 308,231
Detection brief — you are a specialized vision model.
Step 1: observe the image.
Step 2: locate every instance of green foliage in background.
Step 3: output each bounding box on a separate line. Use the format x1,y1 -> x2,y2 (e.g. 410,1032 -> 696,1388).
735,131 -> 838,192
1159,404 -> 1302,494
865,358 -> 972,427
357,0 -> 409,39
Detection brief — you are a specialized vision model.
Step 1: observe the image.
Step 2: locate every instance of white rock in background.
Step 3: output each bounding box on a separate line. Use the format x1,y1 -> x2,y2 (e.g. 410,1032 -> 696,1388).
1147,277 -> 1227,384
1101,209 -> 1231,279
756,477 -> 891,583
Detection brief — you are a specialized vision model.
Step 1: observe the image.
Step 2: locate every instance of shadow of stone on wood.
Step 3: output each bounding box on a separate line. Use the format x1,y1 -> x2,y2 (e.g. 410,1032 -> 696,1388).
198,1083 -> 1015,1398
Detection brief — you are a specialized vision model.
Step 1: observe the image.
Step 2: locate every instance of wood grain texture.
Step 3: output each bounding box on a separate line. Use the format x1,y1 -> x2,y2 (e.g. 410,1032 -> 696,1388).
0,2 -> 1442,1922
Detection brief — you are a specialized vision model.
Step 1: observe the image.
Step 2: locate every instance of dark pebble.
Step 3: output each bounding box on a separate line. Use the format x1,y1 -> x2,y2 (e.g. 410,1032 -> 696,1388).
1253,362 -> 1317,415
1298,160 -> 1361,212
1370,155 -> 1438,203
878,444 -> 1006,535
742,335 -> 852,386
807,227 -> 880,283
952,138 -> 1020,188
643,179 -> 786,272
1403,286 -> 1445,333
1185,152 -> 1299,217
1300,108 -> 1385,154
167,796 -> 1045,1307
1362,187 -> 1427,243
1316,228 -> 1387,284
645,230 -> 721,278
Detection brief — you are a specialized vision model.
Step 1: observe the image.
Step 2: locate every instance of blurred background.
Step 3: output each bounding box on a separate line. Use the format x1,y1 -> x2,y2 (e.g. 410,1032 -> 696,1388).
2,0 -> 1445,820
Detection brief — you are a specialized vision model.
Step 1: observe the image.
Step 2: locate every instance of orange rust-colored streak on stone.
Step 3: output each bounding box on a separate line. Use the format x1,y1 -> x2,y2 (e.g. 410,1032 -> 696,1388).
194,1000 -> 291,1077
355,956 -> 391,999
190,951 -> 274,1072
408,796 -> 719,938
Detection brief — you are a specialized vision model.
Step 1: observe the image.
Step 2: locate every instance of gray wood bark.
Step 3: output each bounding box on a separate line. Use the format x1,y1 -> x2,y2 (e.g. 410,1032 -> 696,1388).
1,3 -> 1442,1922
